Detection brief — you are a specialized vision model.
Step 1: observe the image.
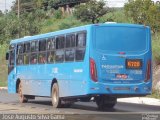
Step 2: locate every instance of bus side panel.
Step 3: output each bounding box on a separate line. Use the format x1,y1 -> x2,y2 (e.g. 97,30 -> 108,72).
64,27 -> 91,97
19,62 -> 89,97
18,65 -> 52,96
8,26 -> 94,97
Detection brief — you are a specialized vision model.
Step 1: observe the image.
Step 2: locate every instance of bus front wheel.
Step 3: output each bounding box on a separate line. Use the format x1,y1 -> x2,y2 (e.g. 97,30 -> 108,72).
95,95 -> 117,110
18,81 -> 28,103
51,83 -> 62,108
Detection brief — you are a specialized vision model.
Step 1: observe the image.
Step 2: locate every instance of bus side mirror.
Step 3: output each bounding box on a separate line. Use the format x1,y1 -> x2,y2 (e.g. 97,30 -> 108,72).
6,52 -> 9,60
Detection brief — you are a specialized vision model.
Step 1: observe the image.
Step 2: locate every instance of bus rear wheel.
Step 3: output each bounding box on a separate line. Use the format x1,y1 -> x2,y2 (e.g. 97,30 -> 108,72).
51,83 -> 62,108
95,95 -> 117,110
18,81 -> 28,103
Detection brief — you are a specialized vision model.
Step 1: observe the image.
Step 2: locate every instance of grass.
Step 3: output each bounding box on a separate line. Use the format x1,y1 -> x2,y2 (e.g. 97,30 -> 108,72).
147,90 -> 160,99
0,44 -> 8,87
152,33 -> 160,65
100,8 -> 133,23
40,15 -> 87,34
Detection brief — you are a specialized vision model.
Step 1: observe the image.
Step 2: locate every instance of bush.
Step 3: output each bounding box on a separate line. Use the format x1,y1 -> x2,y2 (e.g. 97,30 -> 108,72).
54,9 -> 62,19
152,33 -> 160,65
0,44 -> 8,86
74,0 -> 109,23
59,22 -> 72,30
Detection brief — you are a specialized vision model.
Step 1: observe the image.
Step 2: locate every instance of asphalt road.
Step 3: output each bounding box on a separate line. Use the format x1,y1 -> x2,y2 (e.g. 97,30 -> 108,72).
0,89 -> 160,120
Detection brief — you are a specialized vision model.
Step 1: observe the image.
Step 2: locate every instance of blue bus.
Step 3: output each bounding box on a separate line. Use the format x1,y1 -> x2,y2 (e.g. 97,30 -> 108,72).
6,23 -> 152,110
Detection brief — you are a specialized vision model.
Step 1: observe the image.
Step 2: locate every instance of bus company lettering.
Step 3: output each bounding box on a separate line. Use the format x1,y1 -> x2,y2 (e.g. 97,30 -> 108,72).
102,55 -> 107,60
102,65 -> 124,69
52,67 -> 58,73
130,70 -> 143,75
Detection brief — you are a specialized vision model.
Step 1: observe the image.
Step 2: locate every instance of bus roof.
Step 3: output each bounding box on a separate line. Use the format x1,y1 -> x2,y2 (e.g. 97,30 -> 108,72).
10,23 -> 149,44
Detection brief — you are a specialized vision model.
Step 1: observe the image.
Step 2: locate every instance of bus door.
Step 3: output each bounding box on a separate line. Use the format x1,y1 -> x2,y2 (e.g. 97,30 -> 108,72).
7,44 -> 17,93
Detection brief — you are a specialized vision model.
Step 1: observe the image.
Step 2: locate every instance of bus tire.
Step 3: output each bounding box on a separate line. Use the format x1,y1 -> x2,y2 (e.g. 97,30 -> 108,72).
51,83 -> 62,108
63,103 -> 72,108
95,96 -> 117,110
80,97 -> 91,102
18,81 -> 28,103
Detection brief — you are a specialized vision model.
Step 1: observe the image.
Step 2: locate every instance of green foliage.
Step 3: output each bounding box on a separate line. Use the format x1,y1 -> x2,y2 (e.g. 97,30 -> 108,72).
0,10 -> 3,16
0,0 -> 49,45
12,0 -> 41,13
148,89 -> 160,99
40,15 -> 87,33
152,33 -> 160,64
0,12 -> 46,44
42,0 -> 88,10
0,12 -> 19,44
54,9 -> 62,19
74,0 -> 109,23
48,0 -> 60,9
59,22 -> 72,30
0,44 -> 8,87
124,0 -> 160,33
100,8 -> 133,23
58,16 -> 86,30
18,9 -> 47,37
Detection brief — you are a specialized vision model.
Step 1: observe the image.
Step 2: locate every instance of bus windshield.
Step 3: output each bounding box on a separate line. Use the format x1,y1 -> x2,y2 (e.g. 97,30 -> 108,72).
95,26 -> 147,52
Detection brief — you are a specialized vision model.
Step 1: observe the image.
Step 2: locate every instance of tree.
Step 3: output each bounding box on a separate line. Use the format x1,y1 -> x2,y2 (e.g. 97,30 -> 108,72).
11,0 -> 44,13
42,0 -> 88,10
0,10 -> 3,17
74,0 -> 109,23
0,0 -> 48,44
124,0 -> 160,33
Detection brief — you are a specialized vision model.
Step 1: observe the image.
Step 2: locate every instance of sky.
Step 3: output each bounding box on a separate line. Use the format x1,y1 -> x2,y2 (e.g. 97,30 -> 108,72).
0,0 -> 14,12
0,0 -> 160,12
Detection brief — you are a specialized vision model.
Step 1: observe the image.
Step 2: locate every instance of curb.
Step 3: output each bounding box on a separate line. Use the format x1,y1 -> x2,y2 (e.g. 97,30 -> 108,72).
118,97 -> 160,106
0,87 -> 8,90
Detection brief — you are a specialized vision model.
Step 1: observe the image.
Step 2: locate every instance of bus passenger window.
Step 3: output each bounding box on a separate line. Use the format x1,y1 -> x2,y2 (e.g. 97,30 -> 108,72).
9,50 -> 15,65
31,41 -> 39,52
65,49 -> 75,62
23,42 -> 30,65
30,53 -> 37,64
17,44 -> 24,54
76,48 -> 85,61
38,53 -> 46,64
39,40 -> 46,51
66,34 -> 75,48
47,38 -> 56,50
47,51 -> 55,63
23,54 -> 29,64
56,36 -> 65,49
17,55 -> 23,65
24,42 -> 30,53
55,50 -> 64,63
76,32 -> 86,47
17,44 -> 24,65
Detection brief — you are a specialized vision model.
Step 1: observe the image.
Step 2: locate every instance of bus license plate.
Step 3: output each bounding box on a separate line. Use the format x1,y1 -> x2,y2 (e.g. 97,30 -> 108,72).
126,59 -> 142,69
116,74 -> 128,79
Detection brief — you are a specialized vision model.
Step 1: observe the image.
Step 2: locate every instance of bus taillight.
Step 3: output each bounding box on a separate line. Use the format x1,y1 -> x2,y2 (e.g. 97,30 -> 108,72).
145,60 -> 151,82
90,58 -> 98,82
